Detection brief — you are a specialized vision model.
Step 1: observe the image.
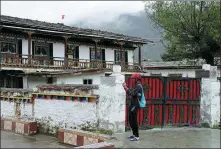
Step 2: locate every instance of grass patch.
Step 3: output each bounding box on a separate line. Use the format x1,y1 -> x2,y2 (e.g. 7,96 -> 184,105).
200,122 -> 211,128
212,124 -> 220,129
81,127 -> 113,135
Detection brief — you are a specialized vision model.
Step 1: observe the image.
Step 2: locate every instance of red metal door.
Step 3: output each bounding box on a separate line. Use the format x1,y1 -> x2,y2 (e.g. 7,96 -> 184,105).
125,76 -> 201,128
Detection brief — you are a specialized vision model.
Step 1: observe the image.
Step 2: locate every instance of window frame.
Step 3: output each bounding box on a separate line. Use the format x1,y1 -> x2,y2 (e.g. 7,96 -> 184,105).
83,79 -> 93,84
90,47 -> 102,60
34,45 -> 49,57
46,77 -> 53,84
114,50 -> 120,62
34,42 -> 49,57
0,41 -> 17,54
0,78 -> 5,88
67,44 -> 79,60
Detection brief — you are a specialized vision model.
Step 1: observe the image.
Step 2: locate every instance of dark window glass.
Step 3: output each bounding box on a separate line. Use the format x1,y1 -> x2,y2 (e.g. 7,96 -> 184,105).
88,79 -> 92,84
83,79 -> 93,84
90,48 -> 102,60
0,42 -> 16,53
83,79 -> 88,84
115,50 -> 120,62
47,77 -> 53,84
0,78 -> 4,87
34,46 -> 48,56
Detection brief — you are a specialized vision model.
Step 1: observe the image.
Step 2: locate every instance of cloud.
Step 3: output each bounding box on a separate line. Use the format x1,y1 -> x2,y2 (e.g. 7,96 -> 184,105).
1,1 -> 144,25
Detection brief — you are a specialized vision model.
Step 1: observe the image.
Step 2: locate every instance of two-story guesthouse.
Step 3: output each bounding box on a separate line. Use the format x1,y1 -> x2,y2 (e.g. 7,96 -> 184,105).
0,15 -> 152,89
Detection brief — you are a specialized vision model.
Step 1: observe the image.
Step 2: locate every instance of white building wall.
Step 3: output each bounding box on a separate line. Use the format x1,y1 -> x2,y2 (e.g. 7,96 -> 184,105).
127,50 -> 134,64
27,76 -> 47,89
24,74 -> 103,89
24,69 -> 201,89
25,76 -> 57,89
20,40 -> 134,64
53,43 -> 64,60
22,39 -> 29,58
143,69 -> 196,78
79,45 -> 90,62
105,48 -> 115,63
56,73 -> 105,85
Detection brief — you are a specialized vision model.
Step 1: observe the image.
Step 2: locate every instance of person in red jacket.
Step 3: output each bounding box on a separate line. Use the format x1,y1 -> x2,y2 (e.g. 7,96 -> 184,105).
123,73 -> 142,141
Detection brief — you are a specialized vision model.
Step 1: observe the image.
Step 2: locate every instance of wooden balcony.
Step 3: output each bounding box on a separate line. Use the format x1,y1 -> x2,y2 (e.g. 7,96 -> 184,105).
0,54 -> 141,72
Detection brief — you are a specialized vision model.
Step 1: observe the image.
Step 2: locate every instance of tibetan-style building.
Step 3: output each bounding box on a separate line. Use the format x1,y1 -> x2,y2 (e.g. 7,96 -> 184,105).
0,15 -> 153,88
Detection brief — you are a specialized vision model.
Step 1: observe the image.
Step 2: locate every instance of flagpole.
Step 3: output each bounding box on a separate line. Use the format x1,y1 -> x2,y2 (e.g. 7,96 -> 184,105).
61,15 -> 65,24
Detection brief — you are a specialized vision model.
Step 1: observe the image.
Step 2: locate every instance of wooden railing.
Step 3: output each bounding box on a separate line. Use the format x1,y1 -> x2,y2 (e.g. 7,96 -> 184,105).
0,54 -> 141,72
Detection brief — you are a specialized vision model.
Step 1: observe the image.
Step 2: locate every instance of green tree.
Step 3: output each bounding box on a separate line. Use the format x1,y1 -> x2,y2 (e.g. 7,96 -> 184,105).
144,1 -> 220,65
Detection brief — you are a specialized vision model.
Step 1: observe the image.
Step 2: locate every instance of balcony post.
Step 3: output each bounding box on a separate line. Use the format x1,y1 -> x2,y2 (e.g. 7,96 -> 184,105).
27,31 -> 34,65
138,44 -> 142,66
0,27 -> 2,59
119,41 -> 125,67
92,38 -> 100,61
63,36 -> 70,68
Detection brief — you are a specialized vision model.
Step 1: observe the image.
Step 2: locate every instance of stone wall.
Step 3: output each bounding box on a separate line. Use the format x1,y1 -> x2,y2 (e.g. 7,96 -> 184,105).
201,64 -> 220,127
1,101 -> 32,119
1,65 -> 126,134
1,99 -> 97,134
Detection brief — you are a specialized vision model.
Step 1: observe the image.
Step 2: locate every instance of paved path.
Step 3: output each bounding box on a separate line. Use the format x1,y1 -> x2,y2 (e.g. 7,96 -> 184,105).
109,127 -> 220,148
1,130 -> 72,148
1,128 -> 220,148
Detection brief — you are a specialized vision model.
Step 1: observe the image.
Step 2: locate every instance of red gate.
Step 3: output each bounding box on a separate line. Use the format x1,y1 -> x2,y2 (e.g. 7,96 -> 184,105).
125,76 -> 201,127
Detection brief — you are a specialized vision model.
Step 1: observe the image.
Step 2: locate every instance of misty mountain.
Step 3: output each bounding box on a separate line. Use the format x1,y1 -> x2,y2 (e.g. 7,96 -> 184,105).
71,12 -> 165,61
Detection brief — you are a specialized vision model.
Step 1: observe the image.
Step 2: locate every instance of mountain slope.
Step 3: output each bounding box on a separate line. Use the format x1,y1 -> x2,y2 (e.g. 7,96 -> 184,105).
72,12 -> 165,61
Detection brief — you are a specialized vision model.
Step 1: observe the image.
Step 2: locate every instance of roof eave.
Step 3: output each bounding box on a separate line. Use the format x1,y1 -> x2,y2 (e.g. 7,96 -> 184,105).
1,19 -> 153,44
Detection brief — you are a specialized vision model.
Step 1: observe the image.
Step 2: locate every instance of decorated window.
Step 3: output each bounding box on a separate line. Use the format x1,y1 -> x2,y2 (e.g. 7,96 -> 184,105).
34,46 -> 48,57
114,50 -> 128,62
68,44 -> 79,60
0,42 -> 16,54
5,78 -> 11,88
90,48 -> 102,60
0,78 -> 4,87
114,50 -> 120,62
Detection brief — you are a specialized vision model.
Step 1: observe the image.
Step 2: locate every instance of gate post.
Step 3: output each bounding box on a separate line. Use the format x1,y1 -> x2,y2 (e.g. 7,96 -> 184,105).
200,64 -> 220,127
98,65 -> 126,132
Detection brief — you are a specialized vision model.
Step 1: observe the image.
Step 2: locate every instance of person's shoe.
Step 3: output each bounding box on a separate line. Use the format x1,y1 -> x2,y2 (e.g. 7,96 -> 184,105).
127,135 -> 135,139
130,137 -> 139,141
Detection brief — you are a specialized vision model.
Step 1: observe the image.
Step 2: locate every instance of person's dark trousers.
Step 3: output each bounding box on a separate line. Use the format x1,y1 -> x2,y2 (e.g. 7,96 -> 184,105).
129,106 -> 139,137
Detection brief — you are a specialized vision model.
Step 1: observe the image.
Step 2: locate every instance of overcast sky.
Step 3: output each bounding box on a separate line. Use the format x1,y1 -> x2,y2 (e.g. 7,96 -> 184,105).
1,1 -> 144,25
